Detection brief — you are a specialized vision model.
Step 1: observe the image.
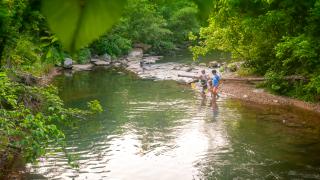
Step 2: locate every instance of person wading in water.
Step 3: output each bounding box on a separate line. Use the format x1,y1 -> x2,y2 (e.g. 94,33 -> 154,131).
211,69 -> 221,99
198,70 -> 209,97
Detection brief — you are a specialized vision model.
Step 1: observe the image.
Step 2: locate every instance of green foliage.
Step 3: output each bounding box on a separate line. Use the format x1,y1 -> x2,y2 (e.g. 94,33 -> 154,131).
88,0 -> 202,55
237,67 -> 255,77
41,0 -> 127,52
74,47 -> 91,64
38,0 -> 207,53
121,0 -> 173,52
0,72 -> 103,164
168,7 -> 199,43
87,100 -> 103,114
275,35 -> 318,75
40,34 -> 64,65
90,34 -> 131,57
0,72 -> 64,162
190,0 -> 320,101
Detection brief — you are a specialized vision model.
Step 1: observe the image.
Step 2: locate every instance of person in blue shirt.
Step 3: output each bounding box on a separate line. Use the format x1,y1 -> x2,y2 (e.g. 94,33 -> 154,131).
211,70 -> 220,98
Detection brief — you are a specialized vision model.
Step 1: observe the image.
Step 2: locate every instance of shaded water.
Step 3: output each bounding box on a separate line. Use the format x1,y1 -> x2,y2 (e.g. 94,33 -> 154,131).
26,69 -> 320,179
158,49 -> 230,64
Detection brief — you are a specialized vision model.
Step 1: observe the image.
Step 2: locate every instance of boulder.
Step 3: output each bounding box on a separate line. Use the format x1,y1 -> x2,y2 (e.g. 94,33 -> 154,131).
209,61 -> 219,68
128,48 -> 143,58
199,63 -> 207,67
90,58 -> 99,63
134,43 -> 152,51
226,61 -> 244,72
102,53 -> 112,61
227,63 -> 238,72
73,64 -> 94,71
93,60 -> 111,66
63,58 -> 73,69
181,66 -> 193,72
113,62 -> 122,68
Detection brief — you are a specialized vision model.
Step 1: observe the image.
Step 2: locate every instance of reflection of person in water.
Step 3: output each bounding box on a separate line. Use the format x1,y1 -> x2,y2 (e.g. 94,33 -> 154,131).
210,97 -> 219,120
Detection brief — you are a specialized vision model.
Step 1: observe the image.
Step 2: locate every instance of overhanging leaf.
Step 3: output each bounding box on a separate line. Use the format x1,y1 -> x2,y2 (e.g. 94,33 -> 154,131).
42,0 -> 127,52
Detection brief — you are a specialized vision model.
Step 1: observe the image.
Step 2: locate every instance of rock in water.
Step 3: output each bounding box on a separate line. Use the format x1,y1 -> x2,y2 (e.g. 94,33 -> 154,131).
73,64 -> 94,71
63,58 -> 73,69
93,60 -> 111,66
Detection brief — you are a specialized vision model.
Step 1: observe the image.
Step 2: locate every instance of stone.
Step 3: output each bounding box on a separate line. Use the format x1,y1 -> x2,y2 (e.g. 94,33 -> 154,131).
113,62 -> 122,67
227,63 -> 238,72
90,58 -> 99,62
73,64 -> 94,71
172,66 -> 181,70
181,66 -> 193,72
128,48 -> 143,58
134,43 -> 152,51
209,61 -> 219,68
243,94 -> 248,98
186,67 -> 193,72
102,53 -> 111,61
253,89 -> 264,93
93,60 -> 111,66
199,63 -> 207,67
63,58 -> 73,69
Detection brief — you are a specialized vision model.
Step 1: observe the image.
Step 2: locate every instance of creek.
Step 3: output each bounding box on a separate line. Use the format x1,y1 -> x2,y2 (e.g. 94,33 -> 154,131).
24,68 -> 320,179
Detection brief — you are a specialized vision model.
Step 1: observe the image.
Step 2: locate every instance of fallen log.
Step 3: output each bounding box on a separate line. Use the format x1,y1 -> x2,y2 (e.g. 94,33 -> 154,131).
178,74 -> 197,79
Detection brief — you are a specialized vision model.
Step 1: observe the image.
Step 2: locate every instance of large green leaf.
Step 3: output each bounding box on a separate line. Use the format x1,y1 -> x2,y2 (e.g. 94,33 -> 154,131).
42,0 -> 127,52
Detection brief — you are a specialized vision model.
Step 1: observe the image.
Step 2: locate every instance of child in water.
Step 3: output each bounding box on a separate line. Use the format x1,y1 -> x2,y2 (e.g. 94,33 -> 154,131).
211,70 -> 220,98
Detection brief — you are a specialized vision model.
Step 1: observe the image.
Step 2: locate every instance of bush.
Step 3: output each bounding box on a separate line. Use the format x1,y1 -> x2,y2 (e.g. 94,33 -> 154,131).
74,48 -> 91,64
90,34 -> 131,57
304,75 -> 320,101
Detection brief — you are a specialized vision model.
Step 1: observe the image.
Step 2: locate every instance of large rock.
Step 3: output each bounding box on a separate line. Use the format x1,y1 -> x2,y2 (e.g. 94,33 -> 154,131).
90,58 -> 99,63
209,61 -> 219,68
128,48 -> 143,59
73,64 -> 94,71
199,63 -> 206,67
102,53 -> 111,61
226,62 -> 244,72
63,58 -> 73,69
142,56 -> 163,64
227,63 -> 237,72
113,62 -> 122,68
134,43 -> 152,51
181,66 -> 193,72
93,60 -> 111,66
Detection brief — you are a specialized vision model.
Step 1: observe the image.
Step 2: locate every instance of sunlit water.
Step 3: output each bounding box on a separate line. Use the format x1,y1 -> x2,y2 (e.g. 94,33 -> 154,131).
26,69 -> 320,179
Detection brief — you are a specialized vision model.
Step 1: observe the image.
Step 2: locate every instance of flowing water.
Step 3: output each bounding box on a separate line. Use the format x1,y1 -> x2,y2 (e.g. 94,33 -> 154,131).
26,69 -> 320,180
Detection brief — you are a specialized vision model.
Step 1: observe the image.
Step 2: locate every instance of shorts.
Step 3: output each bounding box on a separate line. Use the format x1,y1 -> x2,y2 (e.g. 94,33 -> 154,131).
201,84 -> 207,93
212,86 -> 219,94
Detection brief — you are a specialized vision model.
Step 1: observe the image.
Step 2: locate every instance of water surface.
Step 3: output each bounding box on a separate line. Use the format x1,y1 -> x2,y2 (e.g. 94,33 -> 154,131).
27,69 -> 320,179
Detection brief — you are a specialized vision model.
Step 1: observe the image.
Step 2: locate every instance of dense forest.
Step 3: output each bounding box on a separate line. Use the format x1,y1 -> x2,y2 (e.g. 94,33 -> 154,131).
1,0 -> 320,175
191,0 -> 320,101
